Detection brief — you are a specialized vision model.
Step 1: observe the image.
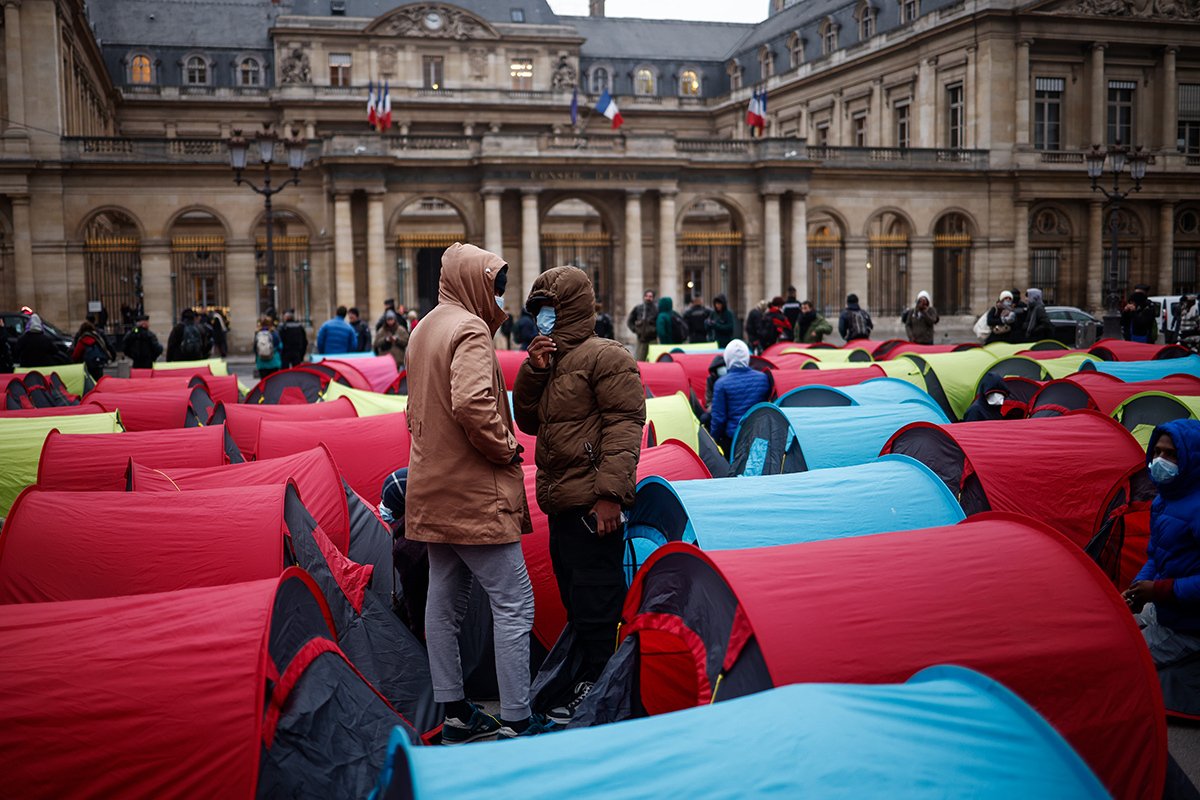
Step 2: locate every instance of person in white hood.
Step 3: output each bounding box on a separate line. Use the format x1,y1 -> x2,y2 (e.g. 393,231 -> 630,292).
901,290 -> 940,344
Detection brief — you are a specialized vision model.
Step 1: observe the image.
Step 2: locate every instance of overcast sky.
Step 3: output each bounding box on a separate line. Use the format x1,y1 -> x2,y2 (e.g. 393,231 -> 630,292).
548,0 -> 767,23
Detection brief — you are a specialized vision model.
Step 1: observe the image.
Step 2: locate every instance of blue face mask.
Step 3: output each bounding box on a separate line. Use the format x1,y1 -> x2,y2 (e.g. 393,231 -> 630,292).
1150,457 -> 1180,485
536,306 -> 557,336
495,296 -> 505,310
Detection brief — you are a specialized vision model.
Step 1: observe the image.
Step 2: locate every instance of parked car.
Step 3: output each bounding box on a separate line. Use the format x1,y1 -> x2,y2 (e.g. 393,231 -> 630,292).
1149,295 -> 1182,344
1045,306 -> 1100,348
0,311 -> 74,361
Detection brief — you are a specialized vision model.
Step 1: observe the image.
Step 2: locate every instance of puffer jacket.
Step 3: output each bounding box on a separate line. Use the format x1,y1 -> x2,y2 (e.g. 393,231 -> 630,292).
709,366 -> 771,440
1136,419 -> 1200,633
513,266 -> 646,514
404,242 -> 530,545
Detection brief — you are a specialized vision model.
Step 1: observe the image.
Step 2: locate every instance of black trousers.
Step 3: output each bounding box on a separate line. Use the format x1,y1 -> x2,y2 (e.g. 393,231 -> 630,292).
547,507 -> 627,680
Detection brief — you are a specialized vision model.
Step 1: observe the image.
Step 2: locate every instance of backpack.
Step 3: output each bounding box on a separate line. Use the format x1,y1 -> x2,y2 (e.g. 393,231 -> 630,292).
255,329 -> 276,359
180,323 -> 204,360
670,311 -> 688,344
846,309 -> 871,339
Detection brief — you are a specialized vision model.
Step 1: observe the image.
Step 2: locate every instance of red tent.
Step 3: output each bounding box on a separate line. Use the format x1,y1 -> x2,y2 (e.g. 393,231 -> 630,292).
523,440 -> 710,649
308,360 -> 372,390
209,396 -> 357,459
319,355 -> 399,393
92,375 -> 193,394
495,349 -> 529,390
245,365 -> 333,405
0,571 -> 408,798
881,411 -> 1145,549
129,445 -> 352,555
751,352 -> 818,371
192,373 -> 240,405
760,342 -> 816,357
37,425 -> 227,491
655,352 -> 718,406
638,361 -> 691,400
85,386 -> 201,431
871,340 -> 980,359
0,484 -> 295,603
0,404 -> 106,418
1089,338 -> 1192,361
606,514 -> 1164,800
769,364 -> 886,397
134,364 -> 213,379
1032,374 -> 1200,416
257,412 -> 410,499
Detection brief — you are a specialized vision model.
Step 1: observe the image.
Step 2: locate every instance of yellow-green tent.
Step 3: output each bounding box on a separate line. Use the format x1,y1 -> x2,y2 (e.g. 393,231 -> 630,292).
1111,392 -> 1200,448
645,343 -> 721,362
16,364 -> 91,396
798,348 -> 874,364
875,359 -> 929,388
322,381 -> 408,416
899,349 -> 1001,421
153,358 -> 229,376
1042,353 -> 1100,379
645,392 -> 699,453
982,340 -> 1069,358
0,412 -> 123,516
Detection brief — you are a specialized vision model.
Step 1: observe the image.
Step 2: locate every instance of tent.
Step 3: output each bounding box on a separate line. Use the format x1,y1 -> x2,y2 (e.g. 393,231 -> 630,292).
871,340 -> 980,359
5,370 -> 75,409
151,356 -> 228,375
209,397 -> 357,459
897,349 -> 1000,420
374,665 -> 1107,800
385,370 -> 407,395
655,352 -> 720,407
1111,391 -> 1200,447
796,346 -> 873,363
643,393 -> 727,476
750,351 -> 818,371
1081,354 -> 1200,381
523,441 -> 710,651
0,572 -> 410,798
245,365 -> 333,404
645,342 -> 720,362
92,375 -> 192,394
319,355 -> 400,393
881,412 -> 1146,549
495,349 -> 529,389
0,412 -> 123,516
1089,338 -> 1192,361
579,514 -> 1164,800
37,425 -> 228,492
0,404 -> 105,419
775,377 -> 943,415
84,385 -> 207,431
637,361 -> 692,401
624,455 -> 963,578
730,402 -> 949,476
1031,373 -> 1200,417
323,381 -> 410,416
192,373 -> 240,405
16,363 -> 93,395
983,340 -> 1069,357
769,364 -> 886,396
257,412 -> 410,499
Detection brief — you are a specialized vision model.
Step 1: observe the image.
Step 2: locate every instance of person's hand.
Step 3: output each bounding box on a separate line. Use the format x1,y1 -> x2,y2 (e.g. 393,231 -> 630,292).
528,334 -> 556,369
589,498 -> 623,537
1123,580 -> 1155,611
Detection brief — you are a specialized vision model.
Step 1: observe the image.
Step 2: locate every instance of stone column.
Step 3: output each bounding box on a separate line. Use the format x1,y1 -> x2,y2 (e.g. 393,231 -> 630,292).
333,193 -> 355,307
141,241 -> 174,333
869,80 -> 884,147
366,193 -> 387,320
763,192 -> 782,299
790,193 -> 808,300
1163,47 -> 1178,151
658,189 -> 678,303
3,1 -> 26,135
1089,44 -> 1106,146
1088,199 -> 1104,313
226,242 -> 257,355
482,188 -> 503,258
1160,201 -> 1176,295
520,189 -> 540,305
917,57 -> 936,149
1013,201 -> 1029,299
1015,39 -> 1032,147
624,190 -> 644,321
11,195 -> 33,307
909,237 -> 934,309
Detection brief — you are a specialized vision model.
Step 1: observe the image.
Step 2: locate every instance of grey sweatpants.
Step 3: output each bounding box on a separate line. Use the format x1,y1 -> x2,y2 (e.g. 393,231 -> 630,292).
1136,602 -> 1200,668
425,541 -> 535,719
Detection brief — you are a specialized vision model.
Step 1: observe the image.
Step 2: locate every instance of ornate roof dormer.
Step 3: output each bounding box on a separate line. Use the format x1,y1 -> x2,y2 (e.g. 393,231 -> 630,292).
364,3 -> 501,40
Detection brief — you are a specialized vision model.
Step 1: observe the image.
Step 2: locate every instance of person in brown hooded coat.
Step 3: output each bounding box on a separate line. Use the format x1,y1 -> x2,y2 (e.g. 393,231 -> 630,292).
513,265 -> 646,722
405,242 -> 554,742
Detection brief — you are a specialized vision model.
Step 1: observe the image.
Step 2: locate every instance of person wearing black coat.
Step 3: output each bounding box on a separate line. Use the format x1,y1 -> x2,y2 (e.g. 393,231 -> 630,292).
14,314 -> 64,368
515,308 -> 537,350
121,314 -> 163,369
278,309 -> 309,367
0,319 -> 14,373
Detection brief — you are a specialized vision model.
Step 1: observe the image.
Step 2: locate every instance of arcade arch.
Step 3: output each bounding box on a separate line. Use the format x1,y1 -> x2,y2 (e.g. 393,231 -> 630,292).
82,208 -> 143,334
393,196 -> 467,315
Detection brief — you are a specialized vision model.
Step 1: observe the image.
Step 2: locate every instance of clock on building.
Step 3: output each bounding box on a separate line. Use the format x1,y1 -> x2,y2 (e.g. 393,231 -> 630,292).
423,11 -> 444,30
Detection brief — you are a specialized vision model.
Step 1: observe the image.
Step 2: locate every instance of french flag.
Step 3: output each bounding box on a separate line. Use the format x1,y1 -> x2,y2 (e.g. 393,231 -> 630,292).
381,81 -> 392,131
367,81 -> 378,129
745,89 -> 765,134
595,90 -> 624,129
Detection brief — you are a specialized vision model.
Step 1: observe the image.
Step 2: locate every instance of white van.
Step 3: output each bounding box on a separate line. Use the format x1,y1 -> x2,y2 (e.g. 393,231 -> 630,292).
1150,295 -> 1183,344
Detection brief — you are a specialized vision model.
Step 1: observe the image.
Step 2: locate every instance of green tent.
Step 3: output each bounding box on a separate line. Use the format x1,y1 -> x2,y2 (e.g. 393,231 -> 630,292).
1110,391 -> 1200,448
645,392 -> 699,453
875,359 -> 929,388
16,364 -> 92,397
1042,353 -> 1100,378
322,381 -> 408,416
898,349 -> 1001,421
0,412 -> 123,516
982,340 -> 1069,358
644,343 -> 720,362
153,358 -> 229,377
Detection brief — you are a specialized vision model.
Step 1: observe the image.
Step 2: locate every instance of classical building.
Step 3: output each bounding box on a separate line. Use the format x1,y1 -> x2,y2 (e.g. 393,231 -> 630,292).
0,0 -> 1197,348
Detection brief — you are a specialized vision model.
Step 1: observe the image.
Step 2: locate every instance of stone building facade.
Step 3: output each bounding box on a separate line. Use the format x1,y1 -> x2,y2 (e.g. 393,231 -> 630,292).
0,0 -> 1197,349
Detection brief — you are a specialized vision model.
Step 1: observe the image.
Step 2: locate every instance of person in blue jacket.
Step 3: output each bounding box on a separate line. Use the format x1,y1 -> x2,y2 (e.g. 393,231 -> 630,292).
316,305 -> 357,355
708,338 -> 770,457
1125,419 -> 1200,667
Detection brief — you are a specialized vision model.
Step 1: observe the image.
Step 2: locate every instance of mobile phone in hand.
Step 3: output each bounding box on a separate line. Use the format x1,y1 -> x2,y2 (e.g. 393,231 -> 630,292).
581,513 -> 597,535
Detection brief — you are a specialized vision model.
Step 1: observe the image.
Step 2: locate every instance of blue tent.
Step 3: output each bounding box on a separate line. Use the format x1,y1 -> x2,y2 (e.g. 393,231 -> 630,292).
370,665 -> 1107,800
776,377 -> 943,415
624,455 -> 964,580
730,402 -> 949,475
1080,354 -> 1200,381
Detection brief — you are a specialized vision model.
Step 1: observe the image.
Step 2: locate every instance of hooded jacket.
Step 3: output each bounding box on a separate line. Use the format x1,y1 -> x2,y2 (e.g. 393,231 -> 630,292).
15,315 -> 64,368
1136,419 -> 1200,633
902,291 -> 940,345
710,340 -> 770,440
962,373 -> 1014,422
710,295 -> 735,348
655,296 -> 681,345
404,243 -> 530,545
1023,288 -> 1053,343
512,266 -> 646,514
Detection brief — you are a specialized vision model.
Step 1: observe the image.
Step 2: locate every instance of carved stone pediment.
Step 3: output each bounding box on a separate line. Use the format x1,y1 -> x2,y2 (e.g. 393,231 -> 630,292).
365,4 -> 501,40
1042,0 -> 1200,20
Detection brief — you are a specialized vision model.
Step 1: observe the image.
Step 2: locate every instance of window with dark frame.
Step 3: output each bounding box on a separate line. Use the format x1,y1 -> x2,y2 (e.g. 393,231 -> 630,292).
946,83 -> 964,148
853,113 -> 867,147
1107,80 -> 1135,145
329,53 -> 352,87
239,58 -> 261,87
511,8 -> 525,22
901,0 -> 919,24
1034,77 -> 1063,150
894,101 -> 910,148
185,56 -> 208,85
1179,84 -> 1200,154
423,56 -> 444,90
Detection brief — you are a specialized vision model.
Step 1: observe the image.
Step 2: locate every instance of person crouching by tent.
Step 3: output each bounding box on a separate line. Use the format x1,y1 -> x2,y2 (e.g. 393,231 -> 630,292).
514,265 -> 646,724
708,339 -> 771,455
962,373 -> 1026,422
1125,420 -> 1200,669
379,468 -> 427,642
405,243 -> 553,743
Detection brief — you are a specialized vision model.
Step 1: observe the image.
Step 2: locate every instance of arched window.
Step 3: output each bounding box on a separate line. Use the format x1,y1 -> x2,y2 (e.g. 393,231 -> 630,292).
129,54 -> 153,85
934,213 -> 974,314
727,59 -> 743,91
1174,206 -> 1200,294
239,58 -> 261,87
787,33 -> 804,69
591,66 -> 609,94
758,46 -> 774,79
857,2 -> 875,40
635,68 -> 655,96
185,56 -> 208,85
679,69 -> 700,97
821,19 -> 838,56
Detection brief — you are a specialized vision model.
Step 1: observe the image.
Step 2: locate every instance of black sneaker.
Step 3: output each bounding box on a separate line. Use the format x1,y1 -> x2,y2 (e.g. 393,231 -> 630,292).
441,703 -> 500,745
498,713 -> 559,739
547,681 -> 594,724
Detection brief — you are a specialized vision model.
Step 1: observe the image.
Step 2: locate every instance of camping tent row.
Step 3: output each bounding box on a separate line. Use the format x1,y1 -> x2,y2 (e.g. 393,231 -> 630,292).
246,355 -> 401,404
2,370 -> 79,409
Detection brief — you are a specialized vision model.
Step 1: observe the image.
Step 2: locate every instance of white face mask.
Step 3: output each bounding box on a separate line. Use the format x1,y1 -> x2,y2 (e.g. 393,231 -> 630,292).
986,392 -> 1005,407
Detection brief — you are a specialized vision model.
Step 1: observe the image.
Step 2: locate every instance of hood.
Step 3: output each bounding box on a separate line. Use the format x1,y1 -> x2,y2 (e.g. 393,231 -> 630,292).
657,297 -> 673,314
1147,419 -> 1200,500
525,266 -> 596,351
713,294 -> 727,311
437,242 -> 508,332
976,372 -> 1010,400
26,314 -> 44,335
1026,288 -> 1043,305
723,339 -> 750,369
917,291 -> 931,303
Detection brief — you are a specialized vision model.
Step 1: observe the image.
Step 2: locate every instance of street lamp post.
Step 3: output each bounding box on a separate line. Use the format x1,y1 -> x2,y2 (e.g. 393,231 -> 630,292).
228,128 -> 307,316
1085,142 -> 1148,339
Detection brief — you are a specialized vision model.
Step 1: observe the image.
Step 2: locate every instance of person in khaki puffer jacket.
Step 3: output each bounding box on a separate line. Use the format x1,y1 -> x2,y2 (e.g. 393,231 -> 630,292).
405,242 -> 555,742
513,265 -> 646,722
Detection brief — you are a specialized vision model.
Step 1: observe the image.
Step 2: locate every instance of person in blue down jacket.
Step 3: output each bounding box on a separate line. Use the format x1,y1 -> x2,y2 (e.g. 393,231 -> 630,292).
1125,419 -> 1200,668
708,338 -> 770,456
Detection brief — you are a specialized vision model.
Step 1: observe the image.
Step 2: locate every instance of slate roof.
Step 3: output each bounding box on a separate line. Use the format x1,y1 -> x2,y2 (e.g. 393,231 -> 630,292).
566,15 -> 754,61
286,0 -> 562,25
88,0 -> 280,49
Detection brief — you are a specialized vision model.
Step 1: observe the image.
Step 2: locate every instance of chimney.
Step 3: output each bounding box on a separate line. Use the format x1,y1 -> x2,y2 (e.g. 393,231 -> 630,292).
589,0 -> 605,16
